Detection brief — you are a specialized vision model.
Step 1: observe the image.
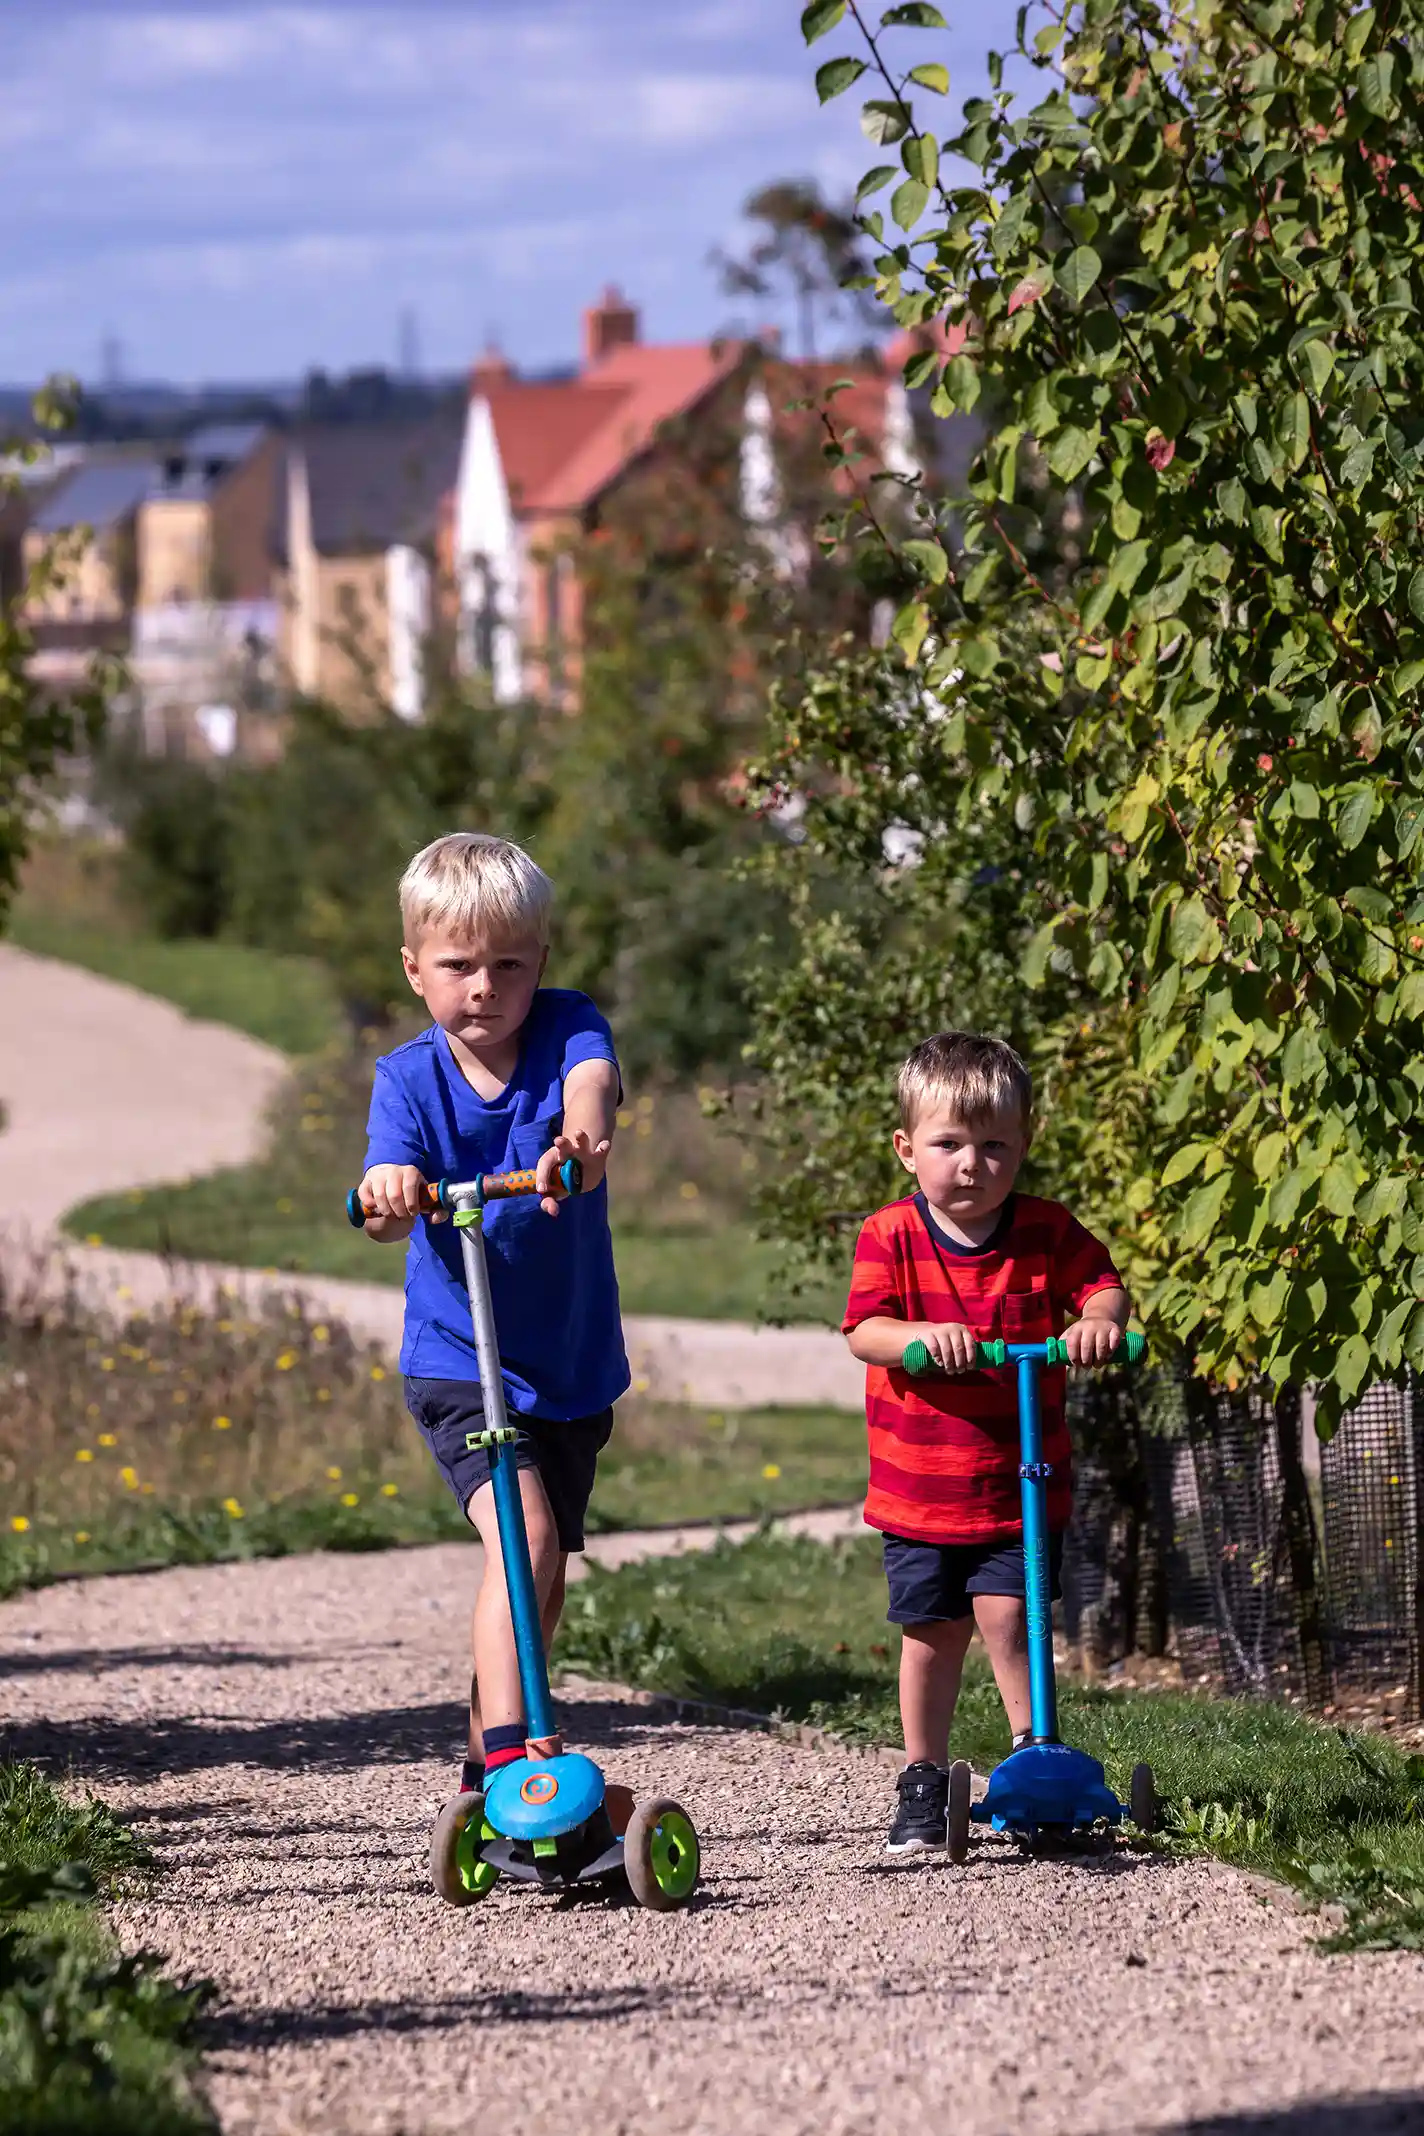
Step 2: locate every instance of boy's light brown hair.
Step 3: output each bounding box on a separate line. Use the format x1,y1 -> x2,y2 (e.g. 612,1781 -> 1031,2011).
399,832 -> 553,950
897,1030 -> 1033,1133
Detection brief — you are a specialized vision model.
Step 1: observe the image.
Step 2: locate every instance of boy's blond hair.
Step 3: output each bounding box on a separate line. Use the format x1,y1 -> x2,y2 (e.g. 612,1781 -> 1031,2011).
399,833 -> 553,949
898,1030 -> 1032,1132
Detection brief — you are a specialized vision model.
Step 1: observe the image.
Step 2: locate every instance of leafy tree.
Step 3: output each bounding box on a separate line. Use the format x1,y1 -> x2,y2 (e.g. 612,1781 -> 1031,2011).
0,389 -> 109,933
712,179 -> 883,357
765,0 -> 1424,1424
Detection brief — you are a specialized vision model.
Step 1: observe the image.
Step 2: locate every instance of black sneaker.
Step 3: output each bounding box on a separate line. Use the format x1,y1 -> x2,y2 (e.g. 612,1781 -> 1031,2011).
887,1760 -> 949,1853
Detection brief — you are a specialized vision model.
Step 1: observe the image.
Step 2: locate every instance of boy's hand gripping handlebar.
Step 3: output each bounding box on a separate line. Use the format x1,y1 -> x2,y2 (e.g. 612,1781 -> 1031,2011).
901,1330 -> 1147,1375
346,1158 -> 583,1228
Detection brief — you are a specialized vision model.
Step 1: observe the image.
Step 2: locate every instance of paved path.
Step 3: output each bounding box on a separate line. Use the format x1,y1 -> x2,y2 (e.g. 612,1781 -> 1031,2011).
0,943 -> 862,1410
5,1543 -> 1424,2136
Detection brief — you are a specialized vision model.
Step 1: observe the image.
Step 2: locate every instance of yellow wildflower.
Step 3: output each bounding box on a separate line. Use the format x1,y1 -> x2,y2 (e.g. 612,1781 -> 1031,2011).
275,1197 -> 294,1214
326,1466 -> 342,1482
370,1365 -> 387,1381
313,1324 -> 330,1344
679,1181 -> 700,1200
10,1515 -> 30,1533
316,1388 -> 331,1403
223,1497 -> 244,1518
380,1483 -> 398,1498
76,1448 -> 94,1463
762,1463 -> 782,1481
141,1483 -> 155,1495
74,1531 -> 90,1544
85,1233 -> 103,1247
120,1466 -> 138,1489
275,1351 -> 296,1371
213,1415 -> 232,1431
98,1433 -> 117,1448
85,1404 -> 99,1418
100,1358 -> 115,1372
340,1492 -> 359,1508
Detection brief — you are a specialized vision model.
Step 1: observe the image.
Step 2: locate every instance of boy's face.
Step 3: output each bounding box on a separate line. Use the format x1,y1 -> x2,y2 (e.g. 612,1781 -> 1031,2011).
893,1101 -> 1029,1222
402,927 -> 547,1053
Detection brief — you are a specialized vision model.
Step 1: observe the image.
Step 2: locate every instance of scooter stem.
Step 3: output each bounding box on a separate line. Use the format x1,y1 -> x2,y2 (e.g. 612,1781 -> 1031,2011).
1016,1352 -> 1059,1746
456,1198 -> 558,1750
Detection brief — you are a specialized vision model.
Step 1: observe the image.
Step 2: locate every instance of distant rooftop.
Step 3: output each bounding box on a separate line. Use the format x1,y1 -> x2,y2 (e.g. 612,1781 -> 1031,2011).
31,459 -> 152,533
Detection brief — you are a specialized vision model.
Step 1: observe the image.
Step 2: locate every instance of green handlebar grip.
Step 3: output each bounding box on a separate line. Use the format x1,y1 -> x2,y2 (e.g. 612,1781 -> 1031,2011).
900,1330 -> 1147,1375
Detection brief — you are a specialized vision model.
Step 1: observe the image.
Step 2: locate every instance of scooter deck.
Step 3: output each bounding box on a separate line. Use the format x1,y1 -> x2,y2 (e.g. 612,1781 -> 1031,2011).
973,1742 -> 1124,1836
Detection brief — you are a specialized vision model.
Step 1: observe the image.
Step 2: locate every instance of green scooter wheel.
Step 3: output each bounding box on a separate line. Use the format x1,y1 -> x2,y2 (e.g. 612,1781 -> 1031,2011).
624,1796 -> 700,1912
431,1791 -> 500,1906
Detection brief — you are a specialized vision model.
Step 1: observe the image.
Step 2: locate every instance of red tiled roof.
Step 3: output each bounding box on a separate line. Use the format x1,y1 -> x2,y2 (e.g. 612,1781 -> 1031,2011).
476,340 -> 744,517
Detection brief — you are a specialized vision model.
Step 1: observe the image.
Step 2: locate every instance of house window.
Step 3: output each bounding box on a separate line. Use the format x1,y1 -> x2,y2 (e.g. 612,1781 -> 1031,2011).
466,557 -> 497,674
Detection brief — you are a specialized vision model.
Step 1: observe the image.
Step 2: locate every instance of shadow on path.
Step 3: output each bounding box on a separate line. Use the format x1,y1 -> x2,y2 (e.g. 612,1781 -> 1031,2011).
1165,2098 -> 1424,2135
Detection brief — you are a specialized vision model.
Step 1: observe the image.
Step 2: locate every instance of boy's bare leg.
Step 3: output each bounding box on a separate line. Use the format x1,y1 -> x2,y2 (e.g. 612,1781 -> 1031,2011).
899,1616 -> 976,1766
974,1594 -> 1032,1739
464,1467 -> 562,1756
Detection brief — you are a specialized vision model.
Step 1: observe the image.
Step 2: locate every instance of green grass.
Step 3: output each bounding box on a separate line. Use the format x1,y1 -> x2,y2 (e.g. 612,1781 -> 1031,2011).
554,1530 -> 1424,1951
61,1167 -> 845,1323
0,1762 -> 212,2134
9,908 -> 344,1058
1,1388 -> 864,1601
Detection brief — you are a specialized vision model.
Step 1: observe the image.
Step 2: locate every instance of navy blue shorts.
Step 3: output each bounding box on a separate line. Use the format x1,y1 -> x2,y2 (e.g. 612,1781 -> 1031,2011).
404,1378 -> 613,1551
883,1532 -> 1065,1625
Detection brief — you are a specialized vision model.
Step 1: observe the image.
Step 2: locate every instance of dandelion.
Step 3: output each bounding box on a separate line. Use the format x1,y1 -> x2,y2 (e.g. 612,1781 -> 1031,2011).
678,1181 -> 700,1201
316,1388 -> 331,1403
120,1466 -> 138,1489
100,1357 -> 115,1372
761,1463 -> 782,1481
213,1415 -> 232,1431
370,1364 -> 387,1382
74,1532 -> 90,1545
141,1483 -> 155,1495
313,1324 -> 330,1344
223,1497 -> 244,1519
275,1351 -> 296,1371
76,1448 -> 94,1463
98,1433 -> 117,1448
85,1233 -> 103,1247
326,1466 -> 343,1481
10,1516 -> 30,1533
633,1376 -> 650,1395
616,1109 -> 633,1129
380,1483 -> 399,1498
340,1492 -> 359,1508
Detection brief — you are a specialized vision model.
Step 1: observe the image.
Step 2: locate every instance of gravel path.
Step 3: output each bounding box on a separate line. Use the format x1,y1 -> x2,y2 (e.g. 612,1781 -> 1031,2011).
5,1543 -> 1424,2136
0,942 -> 861,1410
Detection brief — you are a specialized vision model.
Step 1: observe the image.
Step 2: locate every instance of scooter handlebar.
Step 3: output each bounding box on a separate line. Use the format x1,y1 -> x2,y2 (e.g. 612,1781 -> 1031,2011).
901,1329 -> 1147,1376
346,1158 -> 583,1227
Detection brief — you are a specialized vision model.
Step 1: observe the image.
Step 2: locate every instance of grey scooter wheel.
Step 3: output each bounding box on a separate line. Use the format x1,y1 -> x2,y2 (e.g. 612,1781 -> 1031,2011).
624,1796 -> 701,1912
947,1759 -> 973,1864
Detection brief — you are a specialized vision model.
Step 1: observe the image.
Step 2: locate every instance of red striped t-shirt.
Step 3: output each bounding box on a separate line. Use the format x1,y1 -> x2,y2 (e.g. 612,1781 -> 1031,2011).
842,1192 -> 1122,1545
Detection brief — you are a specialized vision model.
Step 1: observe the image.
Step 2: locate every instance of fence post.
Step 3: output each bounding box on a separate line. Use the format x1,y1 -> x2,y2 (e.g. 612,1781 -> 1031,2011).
1275,1382 -> 1328,1709
1412,1375 -> 1424,1722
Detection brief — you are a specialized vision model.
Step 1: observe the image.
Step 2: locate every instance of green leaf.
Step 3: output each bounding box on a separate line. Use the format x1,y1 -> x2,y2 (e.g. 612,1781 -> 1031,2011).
1278,389 -> 1311,471
861,99 -> 911,144
891,598 -> 929,664
801,0 -> 847,42
907,62 -> 950,93
1295,337 -> 1336,397
1218,477 -> 1246,524
1396,798 -> 1424,859
817,55 -> 868,101
1269,1170 -> 1305,1228
891,177 -> 929,229
1179,1173 -> 1232,1250
1407,568 -> 1424,624
1319,1163 -> 1358,1218
1044,424 -> 1097,483
1357,51 -> 1397,118
1022,915 -> 1060,986
881,1 -> 947,22
1109,539 -> 1150,595
1336,1332 -> 1371,1402
1057,245 -> 1102,308
901,537 -> 948,585
1162,1140 -> 1215,1188
942,352 -> 980,412
1344,6 -> 1376,65
1335,785 -> 1377,850
855,164 -> 897,204
903,133 -> 939,186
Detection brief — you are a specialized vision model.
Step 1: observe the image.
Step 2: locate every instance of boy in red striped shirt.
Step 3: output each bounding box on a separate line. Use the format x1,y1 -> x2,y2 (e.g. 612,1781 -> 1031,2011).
842,1031 -> 1130,1853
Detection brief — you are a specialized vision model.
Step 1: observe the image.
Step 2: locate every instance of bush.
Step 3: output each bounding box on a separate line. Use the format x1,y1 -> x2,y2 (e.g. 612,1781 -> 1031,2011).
93,746 -> 235,941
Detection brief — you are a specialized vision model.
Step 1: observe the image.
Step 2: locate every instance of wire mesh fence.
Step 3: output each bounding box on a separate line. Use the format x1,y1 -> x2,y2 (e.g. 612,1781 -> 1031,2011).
1062,1367 -> 1424,1716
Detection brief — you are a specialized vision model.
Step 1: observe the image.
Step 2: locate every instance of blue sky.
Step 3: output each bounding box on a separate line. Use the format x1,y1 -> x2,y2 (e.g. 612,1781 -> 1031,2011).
1,0 -> 1029,387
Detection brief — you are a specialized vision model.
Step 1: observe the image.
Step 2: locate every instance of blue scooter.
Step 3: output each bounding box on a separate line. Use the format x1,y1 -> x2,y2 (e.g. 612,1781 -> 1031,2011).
348,1161 -> 701,1911
902,1330 -> 1156,1861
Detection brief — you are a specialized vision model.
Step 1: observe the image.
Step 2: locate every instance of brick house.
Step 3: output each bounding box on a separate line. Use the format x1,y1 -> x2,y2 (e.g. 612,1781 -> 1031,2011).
446,288 -> 928,709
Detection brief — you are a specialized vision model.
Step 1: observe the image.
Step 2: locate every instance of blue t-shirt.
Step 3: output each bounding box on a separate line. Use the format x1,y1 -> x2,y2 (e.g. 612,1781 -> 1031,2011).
363,988 -> 629,1419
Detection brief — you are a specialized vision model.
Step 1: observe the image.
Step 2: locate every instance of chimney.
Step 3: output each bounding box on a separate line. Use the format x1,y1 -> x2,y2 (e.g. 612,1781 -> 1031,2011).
469,340 -> 514,395
583,286 -> 640,368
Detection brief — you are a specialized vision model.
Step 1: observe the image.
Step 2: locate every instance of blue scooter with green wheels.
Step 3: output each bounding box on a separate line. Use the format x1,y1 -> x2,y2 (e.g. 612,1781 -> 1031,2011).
346,1160 -> 701,1912
901,1329 -> 1156,1862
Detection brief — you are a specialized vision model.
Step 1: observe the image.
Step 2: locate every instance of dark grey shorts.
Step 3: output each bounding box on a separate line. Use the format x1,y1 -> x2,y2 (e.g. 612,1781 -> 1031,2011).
403,1377 -> 613,1551
883,1532 -> 1065,1625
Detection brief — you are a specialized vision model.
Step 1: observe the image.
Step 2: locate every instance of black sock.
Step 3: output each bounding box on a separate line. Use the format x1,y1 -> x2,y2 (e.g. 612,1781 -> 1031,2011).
460,1756 -> 484,1792
1012,1730 -> 1031,1750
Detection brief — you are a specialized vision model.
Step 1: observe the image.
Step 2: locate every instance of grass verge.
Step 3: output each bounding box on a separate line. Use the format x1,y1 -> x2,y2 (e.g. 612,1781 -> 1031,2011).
0,1761 -> 211,2134
58,1060 -> 848,1324
1,1245 -> 864,1599
553,1530 -> 1424,1952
